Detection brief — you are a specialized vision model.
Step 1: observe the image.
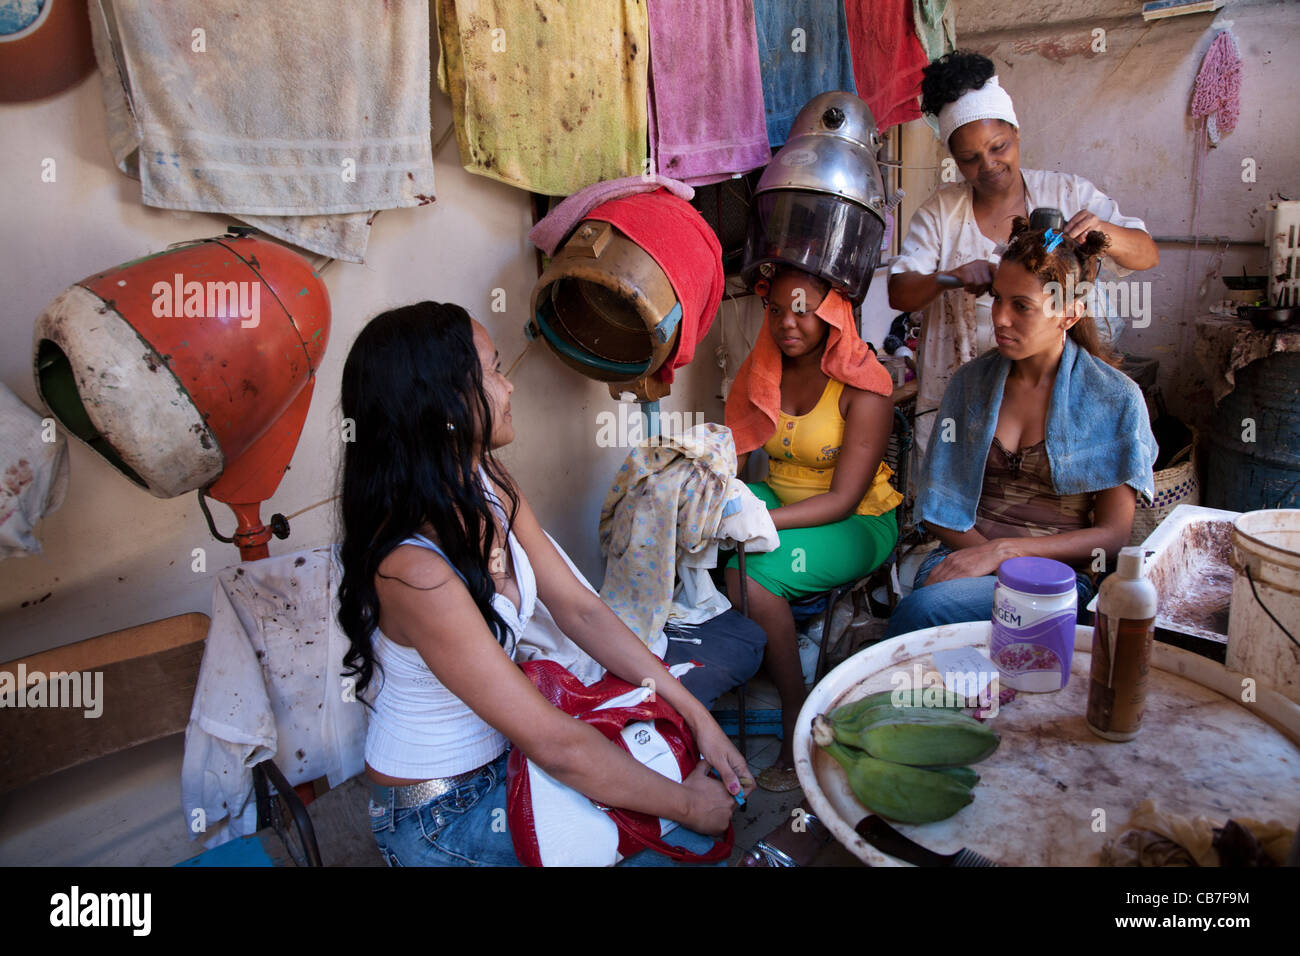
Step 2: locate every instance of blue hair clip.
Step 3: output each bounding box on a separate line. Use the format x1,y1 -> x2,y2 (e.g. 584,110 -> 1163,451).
1043,228 -> 1064,254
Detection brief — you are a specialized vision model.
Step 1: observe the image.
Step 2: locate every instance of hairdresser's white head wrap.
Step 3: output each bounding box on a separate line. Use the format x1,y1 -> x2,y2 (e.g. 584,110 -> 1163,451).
936,75 -> 1019,146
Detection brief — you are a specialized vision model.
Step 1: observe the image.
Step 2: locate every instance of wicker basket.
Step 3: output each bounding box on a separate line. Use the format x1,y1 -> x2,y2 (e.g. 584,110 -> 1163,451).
1130,440 -> 1199,545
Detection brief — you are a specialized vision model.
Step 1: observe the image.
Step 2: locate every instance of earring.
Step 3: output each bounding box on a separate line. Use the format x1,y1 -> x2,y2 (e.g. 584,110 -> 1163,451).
446,421 -> 455,433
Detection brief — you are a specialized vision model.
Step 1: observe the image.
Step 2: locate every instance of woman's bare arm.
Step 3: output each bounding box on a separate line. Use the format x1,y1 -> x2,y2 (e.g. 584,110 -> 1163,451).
923,485 -> 1136,584
507,487 -> 754,795
375,546 -> 738,833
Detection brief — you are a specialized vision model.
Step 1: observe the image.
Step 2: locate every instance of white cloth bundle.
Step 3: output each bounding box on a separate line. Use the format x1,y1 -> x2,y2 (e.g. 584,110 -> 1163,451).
181,546 -> 368,847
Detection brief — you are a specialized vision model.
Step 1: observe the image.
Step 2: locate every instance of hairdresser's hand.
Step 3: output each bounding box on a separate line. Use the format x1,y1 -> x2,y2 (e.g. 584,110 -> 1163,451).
691,717 -> 755,801
924,541 -> 1004,585
1063,210 -> 1106,243
680,761 -> 739,836
943,260 -> 996,296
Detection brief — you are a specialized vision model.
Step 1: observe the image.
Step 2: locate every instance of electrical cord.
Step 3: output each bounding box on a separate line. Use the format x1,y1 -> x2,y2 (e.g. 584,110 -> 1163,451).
1244,566 -> 1299,650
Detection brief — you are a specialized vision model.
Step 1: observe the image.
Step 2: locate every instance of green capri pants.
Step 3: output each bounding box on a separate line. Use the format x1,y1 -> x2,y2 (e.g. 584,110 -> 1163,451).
725,481 -> 898,601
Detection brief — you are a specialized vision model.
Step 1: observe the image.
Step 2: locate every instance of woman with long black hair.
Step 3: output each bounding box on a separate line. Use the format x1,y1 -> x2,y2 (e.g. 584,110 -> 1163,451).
337,302 -> 751,867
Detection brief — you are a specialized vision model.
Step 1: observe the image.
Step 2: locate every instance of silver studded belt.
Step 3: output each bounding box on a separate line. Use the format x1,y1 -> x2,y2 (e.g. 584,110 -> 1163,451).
372,766 -> 485,810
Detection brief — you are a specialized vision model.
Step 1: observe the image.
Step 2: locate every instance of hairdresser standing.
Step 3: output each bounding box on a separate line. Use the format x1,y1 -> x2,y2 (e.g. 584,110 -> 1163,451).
888,52 -> 1158,462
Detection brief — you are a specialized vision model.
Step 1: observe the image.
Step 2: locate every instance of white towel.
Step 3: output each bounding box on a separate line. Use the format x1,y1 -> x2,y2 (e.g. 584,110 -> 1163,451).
181,545 -> 367,847
90,0 -> 436,261
0,384 -> 69,560
717,479 -> 780,553
669,479 -> 778,625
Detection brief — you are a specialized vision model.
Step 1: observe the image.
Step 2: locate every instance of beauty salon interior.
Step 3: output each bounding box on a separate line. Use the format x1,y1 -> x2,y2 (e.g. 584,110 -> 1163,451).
3,0 -> 1299,874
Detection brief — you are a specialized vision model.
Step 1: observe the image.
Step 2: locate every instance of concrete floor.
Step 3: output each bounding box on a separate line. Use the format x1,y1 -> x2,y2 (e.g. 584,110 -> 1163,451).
718,673 -> 865,866
0,671 -> 866,867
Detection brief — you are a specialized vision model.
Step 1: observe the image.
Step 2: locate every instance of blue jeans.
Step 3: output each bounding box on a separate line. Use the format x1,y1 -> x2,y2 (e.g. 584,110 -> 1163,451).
369,751 -> 724,867
663,609 -> 766,711
882,547 -> 1096,640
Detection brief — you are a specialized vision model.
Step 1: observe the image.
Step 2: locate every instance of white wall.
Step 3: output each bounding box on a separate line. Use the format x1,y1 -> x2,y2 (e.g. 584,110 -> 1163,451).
0,75 -> 727,663
904,0 -> 1299,426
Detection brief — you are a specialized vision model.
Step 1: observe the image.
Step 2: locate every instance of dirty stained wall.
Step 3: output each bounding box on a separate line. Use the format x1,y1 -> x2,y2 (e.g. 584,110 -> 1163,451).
0,79 -> 727,663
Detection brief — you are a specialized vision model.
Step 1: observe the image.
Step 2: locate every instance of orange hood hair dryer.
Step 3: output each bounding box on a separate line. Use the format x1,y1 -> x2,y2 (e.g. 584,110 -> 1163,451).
32,228 -> 330,562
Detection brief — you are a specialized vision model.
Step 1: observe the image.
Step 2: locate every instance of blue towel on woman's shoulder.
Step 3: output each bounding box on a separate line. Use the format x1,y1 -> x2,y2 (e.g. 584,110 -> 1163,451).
916,336 -> 1158,533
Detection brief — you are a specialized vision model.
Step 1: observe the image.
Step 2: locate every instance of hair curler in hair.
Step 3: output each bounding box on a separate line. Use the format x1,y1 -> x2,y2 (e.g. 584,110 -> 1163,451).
1028,207 -> 1065,233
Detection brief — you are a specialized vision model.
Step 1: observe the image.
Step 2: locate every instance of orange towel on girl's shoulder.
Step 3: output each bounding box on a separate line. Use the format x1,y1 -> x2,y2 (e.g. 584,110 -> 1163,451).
725,287 -> 893,455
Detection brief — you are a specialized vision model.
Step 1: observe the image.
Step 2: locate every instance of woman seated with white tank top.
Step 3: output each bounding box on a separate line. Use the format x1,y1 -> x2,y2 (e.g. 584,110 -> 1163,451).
336,301 -> 753,867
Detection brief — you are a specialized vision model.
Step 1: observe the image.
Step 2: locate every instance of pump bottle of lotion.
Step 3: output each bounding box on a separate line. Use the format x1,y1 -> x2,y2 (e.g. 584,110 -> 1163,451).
1086,547 -> 1157,741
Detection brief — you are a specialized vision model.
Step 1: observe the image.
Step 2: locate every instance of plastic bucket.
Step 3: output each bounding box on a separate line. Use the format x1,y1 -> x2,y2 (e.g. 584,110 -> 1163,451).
1227,509 -> 1300,704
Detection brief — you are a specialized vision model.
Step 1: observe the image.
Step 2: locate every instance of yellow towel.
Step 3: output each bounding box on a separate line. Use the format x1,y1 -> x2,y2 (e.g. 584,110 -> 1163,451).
435,0 -> 649,195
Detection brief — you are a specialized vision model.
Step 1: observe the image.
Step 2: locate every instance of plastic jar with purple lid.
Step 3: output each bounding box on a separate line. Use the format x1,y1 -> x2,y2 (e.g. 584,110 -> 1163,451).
990,556 -> 1078,692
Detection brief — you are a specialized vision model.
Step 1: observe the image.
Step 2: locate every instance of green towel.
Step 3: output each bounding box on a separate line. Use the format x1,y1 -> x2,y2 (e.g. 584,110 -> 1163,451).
913,0 -> 956,61
913,0 -> 957,138
436,0 -> 649,195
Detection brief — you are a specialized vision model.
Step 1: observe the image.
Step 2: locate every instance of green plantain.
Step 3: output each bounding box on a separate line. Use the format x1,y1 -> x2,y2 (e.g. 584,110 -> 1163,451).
817,736 -> 975,824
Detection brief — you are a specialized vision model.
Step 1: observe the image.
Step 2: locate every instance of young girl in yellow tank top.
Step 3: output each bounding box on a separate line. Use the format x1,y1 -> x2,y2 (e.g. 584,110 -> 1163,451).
725,268 -> 900,790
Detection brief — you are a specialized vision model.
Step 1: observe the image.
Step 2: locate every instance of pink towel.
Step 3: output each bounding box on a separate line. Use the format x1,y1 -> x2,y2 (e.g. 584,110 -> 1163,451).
528,175 -> 695,257
646,0 -> 770,185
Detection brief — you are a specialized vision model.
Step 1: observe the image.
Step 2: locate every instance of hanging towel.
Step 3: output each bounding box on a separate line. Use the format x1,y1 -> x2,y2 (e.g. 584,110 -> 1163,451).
528,174 -> 695,257
725,286 -> 894,455
584,190 -> 724,384
0,384 -> 69,560
913,0 -> 957,61
88,1 -> 436,262
435,0 -> 649,196
645,0 -> 770,185
844,0 -> 929,133
752,0 -> 857,147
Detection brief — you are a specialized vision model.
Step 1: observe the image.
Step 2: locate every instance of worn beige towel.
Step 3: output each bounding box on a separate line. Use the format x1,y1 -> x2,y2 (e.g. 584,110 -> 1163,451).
90,0 -> 436,261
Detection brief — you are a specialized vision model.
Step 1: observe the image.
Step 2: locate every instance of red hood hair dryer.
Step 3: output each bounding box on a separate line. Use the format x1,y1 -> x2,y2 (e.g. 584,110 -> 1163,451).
32,228 -> 330,562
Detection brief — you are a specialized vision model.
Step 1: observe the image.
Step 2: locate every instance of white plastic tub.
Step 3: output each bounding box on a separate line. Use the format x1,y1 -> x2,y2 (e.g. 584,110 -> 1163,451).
1136,504 -> 1240,643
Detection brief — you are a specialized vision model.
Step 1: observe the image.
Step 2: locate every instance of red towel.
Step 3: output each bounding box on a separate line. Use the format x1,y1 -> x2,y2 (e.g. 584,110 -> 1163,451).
585,189 -> 723,384
725,284 -> 894,455
844,0 -> 928,132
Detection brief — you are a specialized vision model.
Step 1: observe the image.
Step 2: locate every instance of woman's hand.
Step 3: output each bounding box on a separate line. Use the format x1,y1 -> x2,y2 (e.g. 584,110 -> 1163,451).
690,716 -> 755,799
944,260 -> 996,296
1063,210 -> 1105,243
1064,212 -> 1158,271
924,541 -> 1005,585
679,762 -> 739,836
